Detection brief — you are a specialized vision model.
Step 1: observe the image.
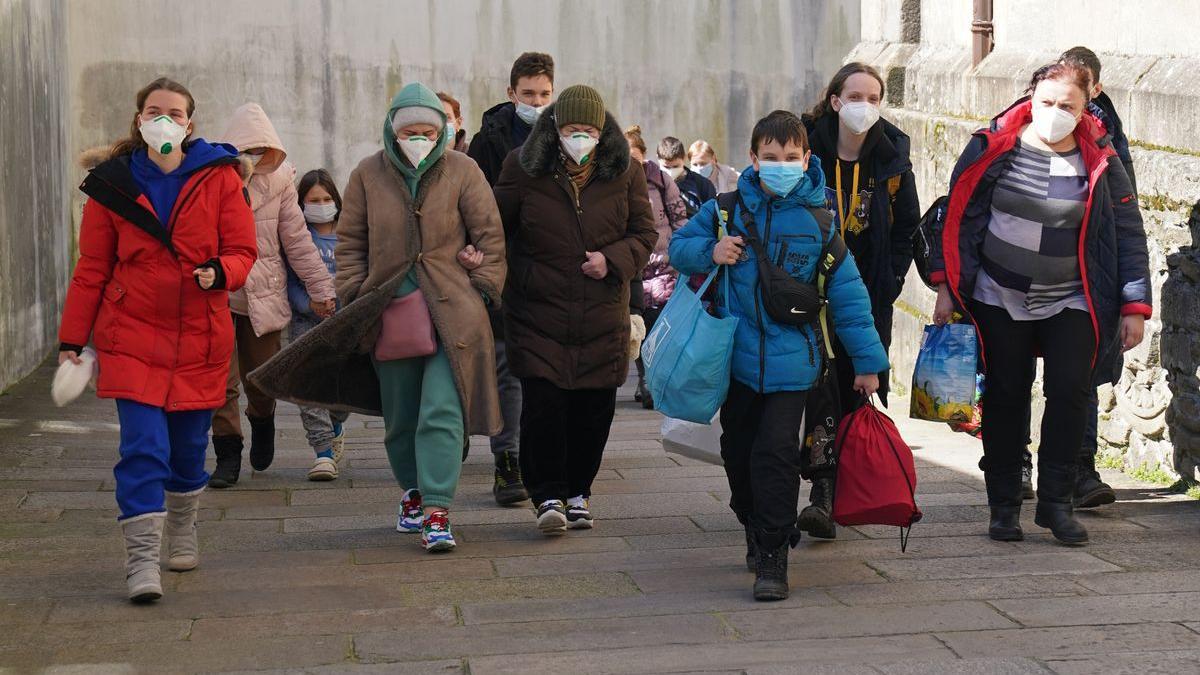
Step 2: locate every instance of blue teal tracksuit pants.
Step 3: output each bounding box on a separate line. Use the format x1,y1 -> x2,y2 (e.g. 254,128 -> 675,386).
114,399 -> 211,520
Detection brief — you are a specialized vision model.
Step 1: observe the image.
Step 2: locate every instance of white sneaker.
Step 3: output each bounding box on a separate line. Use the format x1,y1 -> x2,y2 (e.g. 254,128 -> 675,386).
331,424 -> 347,464
307,456 -> 338,482
536,500 -> 568,535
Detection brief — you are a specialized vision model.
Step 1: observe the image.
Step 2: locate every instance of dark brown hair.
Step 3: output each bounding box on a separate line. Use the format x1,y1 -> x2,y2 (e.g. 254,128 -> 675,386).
297,169 -> 342,220
1060,46 -> 1102,84
436,91 -> 462,121
806,62 -> 886,122
1026,61 -> 1093,101
657,136 -> 686,161
751,110 -> 810,154
624,125 -> 647,154
110,77 -> 196,158
510,52 -> 555,89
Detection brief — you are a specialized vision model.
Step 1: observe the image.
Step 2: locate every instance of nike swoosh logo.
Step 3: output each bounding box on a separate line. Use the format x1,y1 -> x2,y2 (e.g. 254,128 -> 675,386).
790,308 -> 806,315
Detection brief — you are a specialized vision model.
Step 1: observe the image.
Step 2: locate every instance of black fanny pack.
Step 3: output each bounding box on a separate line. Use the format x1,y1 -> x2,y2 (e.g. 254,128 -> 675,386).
722,193 -> 845,328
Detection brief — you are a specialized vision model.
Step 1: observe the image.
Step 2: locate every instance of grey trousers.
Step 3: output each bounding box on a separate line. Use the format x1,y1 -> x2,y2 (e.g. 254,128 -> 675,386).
291,313 -> 351,453
491,339 -> 522,458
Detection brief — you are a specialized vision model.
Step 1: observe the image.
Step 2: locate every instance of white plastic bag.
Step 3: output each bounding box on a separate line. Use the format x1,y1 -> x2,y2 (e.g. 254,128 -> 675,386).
51,347 -> 98,407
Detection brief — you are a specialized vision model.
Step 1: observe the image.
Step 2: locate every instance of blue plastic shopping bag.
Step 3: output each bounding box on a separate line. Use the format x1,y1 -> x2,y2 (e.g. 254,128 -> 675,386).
641,268 -> 739,424
910,323 -> 979,424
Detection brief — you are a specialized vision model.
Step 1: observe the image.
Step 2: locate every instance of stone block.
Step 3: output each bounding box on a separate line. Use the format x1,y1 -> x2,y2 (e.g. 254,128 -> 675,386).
724,600 -> 1014,641
466,635 -> 954,675
824,575 -> 1086,606
870,552 -> 1120,581
991,590 -> 1200,627
628,561 -> 886,594
188,606 -> 457,642
938,622 -> 1200,660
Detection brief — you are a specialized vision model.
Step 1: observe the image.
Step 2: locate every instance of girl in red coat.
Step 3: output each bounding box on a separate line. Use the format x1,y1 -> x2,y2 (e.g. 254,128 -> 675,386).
57,78 -> 257,603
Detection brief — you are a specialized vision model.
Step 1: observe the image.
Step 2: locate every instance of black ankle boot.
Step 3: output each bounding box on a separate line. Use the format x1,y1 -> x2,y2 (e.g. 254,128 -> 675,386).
988,506 -> 1023,541
1035,463 -> 1089,545
247,416 -> 276,472
983,469 -> 1024,540
1073,449 -> 1115,509
752,531 -> 790,602
209,435 -> 243,489
797,477 -> 837,539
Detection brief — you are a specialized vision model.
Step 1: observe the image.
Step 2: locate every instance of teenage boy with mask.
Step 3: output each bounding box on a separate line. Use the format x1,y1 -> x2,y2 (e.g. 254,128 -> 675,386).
669,110 -> 888,602
467,51 -> 555,506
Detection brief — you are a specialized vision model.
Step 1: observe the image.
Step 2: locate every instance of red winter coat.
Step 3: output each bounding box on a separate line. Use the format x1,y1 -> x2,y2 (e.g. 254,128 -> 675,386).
59,150 -> 257,411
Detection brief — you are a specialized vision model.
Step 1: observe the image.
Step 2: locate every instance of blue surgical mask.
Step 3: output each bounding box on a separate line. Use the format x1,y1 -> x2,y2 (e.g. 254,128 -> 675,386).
757,160 -> 809,197
691,162 -> 715,179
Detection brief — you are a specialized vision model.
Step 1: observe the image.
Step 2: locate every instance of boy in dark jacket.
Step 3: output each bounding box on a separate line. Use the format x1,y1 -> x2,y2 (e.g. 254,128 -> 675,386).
467,51 -> 555,505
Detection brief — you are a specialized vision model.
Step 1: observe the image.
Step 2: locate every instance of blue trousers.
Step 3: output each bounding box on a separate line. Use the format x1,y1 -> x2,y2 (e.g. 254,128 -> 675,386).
114,400 -> 212,520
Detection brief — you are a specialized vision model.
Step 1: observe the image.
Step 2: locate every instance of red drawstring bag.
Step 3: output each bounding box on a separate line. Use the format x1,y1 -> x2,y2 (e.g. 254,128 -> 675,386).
832,400 -> 922,550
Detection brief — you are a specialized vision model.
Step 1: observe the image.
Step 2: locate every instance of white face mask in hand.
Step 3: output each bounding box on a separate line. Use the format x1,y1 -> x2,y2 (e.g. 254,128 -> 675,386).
561,133 -> 598,165
837,100 -> 880,135
399,136 -> 435,167
303,202 -> 338,224
1031,105 -> 1079,144
139,115 -> 188,155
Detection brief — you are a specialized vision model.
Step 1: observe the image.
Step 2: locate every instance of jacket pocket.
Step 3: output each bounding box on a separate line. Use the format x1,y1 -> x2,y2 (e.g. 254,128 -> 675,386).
206,295 -> 235,366
93,284 -> 127,352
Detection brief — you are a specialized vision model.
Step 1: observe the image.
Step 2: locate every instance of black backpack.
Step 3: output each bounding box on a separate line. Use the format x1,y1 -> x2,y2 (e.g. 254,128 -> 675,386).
912,195 -> 948,291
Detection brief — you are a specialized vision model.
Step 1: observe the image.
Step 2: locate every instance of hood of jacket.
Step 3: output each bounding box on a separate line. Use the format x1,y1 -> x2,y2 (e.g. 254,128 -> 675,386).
222,103 -> 287,174
519,106 -> 630,182
382,82 -> 450,189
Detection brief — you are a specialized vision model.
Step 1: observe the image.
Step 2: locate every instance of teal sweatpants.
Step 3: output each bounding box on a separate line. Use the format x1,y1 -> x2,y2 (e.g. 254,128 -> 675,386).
373,346 -> 464,509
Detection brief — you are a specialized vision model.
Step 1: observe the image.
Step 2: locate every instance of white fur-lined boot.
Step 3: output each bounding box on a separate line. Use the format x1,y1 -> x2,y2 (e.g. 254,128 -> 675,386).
120,512 -> 166,603
165,488 -> 203,572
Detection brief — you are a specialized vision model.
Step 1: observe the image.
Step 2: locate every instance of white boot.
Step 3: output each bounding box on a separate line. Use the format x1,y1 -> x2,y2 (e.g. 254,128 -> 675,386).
120,512 -> 165,603
165,488 -> 203,572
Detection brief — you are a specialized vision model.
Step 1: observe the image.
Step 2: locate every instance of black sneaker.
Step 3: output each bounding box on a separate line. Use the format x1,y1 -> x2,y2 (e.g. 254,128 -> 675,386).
536,500 -> 567,536
1021,465 -> 1036,500
493,453 -> 529,506
566,498 -> 593,529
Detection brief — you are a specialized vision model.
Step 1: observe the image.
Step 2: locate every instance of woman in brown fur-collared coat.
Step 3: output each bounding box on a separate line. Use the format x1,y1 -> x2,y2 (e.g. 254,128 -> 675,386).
494,84 -> 656,535
336,82 -> 506,552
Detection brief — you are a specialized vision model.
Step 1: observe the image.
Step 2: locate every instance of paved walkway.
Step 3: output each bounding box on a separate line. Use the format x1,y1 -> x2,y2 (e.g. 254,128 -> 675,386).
1,362 -> 1199,674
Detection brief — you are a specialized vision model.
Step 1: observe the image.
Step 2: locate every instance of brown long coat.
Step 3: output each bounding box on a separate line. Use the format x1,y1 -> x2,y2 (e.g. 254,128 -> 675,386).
494,109 -> 657,390
249,150 -> 506,435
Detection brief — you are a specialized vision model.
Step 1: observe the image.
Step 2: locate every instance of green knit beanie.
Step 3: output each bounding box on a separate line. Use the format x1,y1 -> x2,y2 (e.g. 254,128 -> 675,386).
554,85 -> 606,130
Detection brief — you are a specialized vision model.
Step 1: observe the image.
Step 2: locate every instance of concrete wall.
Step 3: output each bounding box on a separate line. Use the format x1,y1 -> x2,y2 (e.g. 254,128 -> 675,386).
65,0 -> 860,193
849,1 -> 1200,480
0,0 -> 861,392
0,0 -> 72,391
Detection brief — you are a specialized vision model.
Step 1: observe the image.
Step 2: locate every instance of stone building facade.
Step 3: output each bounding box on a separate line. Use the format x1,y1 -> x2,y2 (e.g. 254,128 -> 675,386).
853,0 -> 1200,481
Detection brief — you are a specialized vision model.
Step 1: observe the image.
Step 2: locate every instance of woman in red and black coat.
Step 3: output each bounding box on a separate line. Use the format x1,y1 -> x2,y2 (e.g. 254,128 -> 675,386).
930,62 -> 1150,546
57,78 -> 257,602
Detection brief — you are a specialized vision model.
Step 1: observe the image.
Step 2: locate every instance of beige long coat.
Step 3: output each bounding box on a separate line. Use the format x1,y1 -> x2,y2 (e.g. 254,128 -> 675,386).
336,150 -> 507,435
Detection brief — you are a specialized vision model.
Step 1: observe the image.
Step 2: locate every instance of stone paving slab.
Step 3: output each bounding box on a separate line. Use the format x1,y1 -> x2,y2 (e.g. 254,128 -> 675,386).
1,362 -> 1198,672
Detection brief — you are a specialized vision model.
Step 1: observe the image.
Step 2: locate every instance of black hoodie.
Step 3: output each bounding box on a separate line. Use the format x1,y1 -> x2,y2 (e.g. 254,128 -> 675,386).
468,101 -> 534,186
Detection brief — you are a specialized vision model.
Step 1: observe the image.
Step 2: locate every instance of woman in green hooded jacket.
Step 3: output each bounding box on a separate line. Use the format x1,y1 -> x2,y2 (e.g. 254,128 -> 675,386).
335,82 -> 507,552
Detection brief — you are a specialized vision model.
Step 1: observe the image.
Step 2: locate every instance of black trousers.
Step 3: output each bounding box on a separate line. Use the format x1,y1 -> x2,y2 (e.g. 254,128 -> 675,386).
719,379 -> 808,544
973,303 -> 1094,502
518,378 -> 617,505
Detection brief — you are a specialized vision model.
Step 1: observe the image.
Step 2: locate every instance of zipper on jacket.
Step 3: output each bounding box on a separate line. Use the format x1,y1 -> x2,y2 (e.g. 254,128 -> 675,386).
757,202 -> 773,392
554,172 -> 589,345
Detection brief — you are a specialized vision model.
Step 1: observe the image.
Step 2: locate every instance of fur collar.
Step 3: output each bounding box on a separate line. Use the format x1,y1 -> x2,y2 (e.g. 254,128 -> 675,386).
519,106 -> 630,181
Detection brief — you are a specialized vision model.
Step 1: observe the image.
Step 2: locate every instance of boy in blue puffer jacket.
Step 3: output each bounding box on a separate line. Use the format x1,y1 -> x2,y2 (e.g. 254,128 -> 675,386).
669,110 -> 889,602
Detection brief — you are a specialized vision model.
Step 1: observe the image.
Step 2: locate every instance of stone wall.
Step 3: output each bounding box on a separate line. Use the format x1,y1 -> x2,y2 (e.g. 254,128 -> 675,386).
0,0 -> 72,392
852,0 -> 1200,481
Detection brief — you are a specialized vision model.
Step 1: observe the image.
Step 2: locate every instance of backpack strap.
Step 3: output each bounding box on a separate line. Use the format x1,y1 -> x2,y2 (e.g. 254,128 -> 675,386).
712,191 -> 740,237
809,206 -> 848,361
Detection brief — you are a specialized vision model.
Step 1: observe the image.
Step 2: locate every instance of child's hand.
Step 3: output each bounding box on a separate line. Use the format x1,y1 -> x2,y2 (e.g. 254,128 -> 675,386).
457,245 -> 484,271
310,298 -> 337,319
853,373 -> 880,397
712,236 -> 745,265
59,350 -> 82,366
193,266 -> 217,290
